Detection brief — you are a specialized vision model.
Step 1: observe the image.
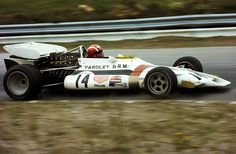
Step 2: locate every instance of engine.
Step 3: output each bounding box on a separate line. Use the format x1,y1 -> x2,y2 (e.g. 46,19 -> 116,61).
36,52 -> 79,69
36,52 -> 80,86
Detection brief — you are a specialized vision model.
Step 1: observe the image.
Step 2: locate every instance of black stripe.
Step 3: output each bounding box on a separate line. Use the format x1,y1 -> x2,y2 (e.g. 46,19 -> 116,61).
72,70 -> 132,75
190,73 -> 201,80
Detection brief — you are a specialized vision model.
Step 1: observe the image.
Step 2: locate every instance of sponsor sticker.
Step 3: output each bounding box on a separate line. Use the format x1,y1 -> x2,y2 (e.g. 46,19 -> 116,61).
109,76 -> 127,87
84,64 -> 128,70
93,76 -> 109,84
85,65 -> 109,69
113,83 -> 127,88
109,76 -> 122,86
112,64 -> 128,69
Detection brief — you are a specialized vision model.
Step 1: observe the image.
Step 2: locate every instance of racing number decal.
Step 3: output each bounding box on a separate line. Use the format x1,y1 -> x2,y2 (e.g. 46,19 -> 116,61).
75,75 -> 81,88
82,74 -> 90,88
76,74 -> 90,88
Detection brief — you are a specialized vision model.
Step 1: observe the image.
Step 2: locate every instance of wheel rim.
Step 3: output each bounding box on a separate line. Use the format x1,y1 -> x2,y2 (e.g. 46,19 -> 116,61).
147,72 -> 169,95
177,61 -> 195,70
7,71 -> 29,96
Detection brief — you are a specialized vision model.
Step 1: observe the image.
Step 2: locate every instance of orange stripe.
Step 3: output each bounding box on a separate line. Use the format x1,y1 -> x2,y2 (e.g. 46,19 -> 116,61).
130,65 -> 152,76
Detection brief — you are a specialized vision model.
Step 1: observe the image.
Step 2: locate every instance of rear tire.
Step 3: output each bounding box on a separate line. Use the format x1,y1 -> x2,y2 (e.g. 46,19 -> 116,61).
3,64 -> 42,100
144,67 -> 177,96
173,56 -> 203,72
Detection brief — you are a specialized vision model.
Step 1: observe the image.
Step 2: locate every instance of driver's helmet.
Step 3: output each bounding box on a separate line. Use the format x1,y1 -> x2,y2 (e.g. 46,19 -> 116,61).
87,44 -> 104,58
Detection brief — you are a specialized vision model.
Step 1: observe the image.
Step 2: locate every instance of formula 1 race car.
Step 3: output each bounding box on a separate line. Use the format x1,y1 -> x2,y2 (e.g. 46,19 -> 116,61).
3,42 -> 231,100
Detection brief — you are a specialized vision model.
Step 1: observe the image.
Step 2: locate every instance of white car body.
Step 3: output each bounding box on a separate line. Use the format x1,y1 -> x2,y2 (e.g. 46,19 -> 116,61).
63,55 -> 230,90
4,42 -> 67,59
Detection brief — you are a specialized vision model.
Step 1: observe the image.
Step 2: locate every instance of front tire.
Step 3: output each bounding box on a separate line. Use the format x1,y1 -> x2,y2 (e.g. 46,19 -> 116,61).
144,67 -> 177,96
3,64 -> 42,100
173,56 -> 203,72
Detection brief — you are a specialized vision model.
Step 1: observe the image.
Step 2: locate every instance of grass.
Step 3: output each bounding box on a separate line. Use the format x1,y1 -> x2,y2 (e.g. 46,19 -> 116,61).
0,101 -> 236,153
54,36 -> 236,49
0,0 -> 236,24
2,36 -> 236,53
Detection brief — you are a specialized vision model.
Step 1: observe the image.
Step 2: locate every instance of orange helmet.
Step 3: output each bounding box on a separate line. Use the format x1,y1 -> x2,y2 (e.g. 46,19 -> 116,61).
87,44 -> 104,58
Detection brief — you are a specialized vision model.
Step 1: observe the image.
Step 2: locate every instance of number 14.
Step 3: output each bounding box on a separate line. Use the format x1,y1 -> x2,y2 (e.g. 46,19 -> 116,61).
76,74 -> 89,88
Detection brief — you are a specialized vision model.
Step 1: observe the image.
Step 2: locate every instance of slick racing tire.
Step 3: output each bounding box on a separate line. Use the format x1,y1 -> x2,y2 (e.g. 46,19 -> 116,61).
173,56 -> 203,72
3,64 -> 42,100
144,67 -> 177,96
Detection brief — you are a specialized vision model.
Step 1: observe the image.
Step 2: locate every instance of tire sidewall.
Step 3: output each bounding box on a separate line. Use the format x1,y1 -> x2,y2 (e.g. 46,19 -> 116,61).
3,64 -> 42,100
144,67 -> 177,96
173,56 -> 203,72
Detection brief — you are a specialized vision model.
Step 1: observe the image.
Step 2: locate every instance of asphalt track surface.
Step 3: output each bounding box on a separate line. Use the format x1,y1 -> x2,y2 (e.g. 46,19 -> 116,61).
0,46 -> 235,101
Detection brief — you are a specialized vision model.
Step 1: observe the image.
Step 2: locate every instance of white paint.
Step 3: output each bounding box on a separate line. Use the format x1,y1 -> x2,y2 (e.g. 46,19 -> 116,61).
230,101 -> 236,104
28,100 -> 40,103
124,100 -> 135,103
60,100 -> 70,103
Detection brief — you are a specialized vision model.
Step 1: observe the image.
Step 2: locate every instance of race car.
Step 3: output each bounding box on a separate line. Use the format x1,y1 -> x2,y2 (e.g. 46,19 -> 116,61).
3,42 -> 231,100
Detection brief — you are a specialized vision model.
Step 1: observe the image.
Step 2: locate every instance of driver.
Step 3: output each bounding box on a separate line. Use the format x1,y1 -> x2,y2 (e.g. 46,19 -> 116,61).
87,44 -> 104,58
